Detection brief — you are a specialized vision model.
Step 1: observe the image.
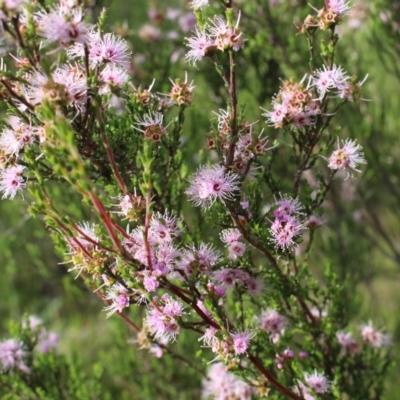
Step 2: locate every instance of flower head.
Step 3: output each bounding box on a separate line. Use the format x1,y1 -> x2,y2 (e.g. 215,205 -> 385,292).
0,339 -> 30,373
336,330 -> 360,354
103,283 -> 130,317
257,308 -> 288,342
185,28 -> 214,66
68,30 -> 131,68
360,322 -> 391,348
310,64 -> 349,100
326,0 -> 353,16
36,5 -> 89,46
327,138 -> 366,178
230,330 -> 255,355
189,0 -> 209,10
186,164 -> 240,208
202,363 -> 255,400
145,295 -> 183,342
304,370 -> 330,394
135,112 -> 167,141
0,165 -> 25,199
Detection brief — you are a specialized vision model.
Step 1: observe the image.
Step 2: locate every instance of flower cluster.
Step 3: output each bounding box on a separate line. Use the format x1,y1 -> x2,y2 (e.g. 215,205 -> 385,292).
122,211 -> 181,285
275,348 -> 295,370
189,0 -> 209,10
262,65 -> 367,129
36,4 -> 89,46
145,294 -> 184,342
168,74 -> 195,107
210,113 -> 273,176
0,339 -> 30,374
212,268 -> 263,296
202,362 -> 256,400
301,0 -> 353,32
262,79 -> 320,129
0,1 -> 393,399
269,195 -> 305,250
66,222 -> 101,277
177,243 -> 221,277
185,14 -> 245,66
104,283 -> 131,317
220,228 -> 246,260
23,315 -> 59,354
336,322 -> 391,355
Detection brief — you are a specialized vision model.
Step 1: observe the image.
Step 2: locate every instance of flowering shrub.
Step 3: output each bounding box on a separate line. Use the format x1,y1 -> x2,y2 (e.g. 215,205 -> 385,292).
0,0 -> 393,399
0,316 -> 104,399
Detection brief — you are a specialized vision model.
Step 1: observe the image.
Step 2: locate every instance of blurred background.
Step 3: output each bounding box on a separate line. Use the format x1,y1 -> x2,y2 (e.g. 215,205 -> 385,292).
1,0 -> 400,398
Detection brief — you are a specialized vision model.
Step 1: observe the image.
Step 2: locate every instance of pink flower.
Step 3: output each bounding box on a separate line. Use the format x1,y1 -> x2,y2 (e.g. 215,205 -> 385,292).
230,330 -> 255,355
103,283 -> 130,317
143,275 -> 159,293
212,268 -> 239,289
293,381 -> 315,400
185,28 -> 214,66
336,75 -> 368,101
199,326 -> 218,347
326,0 -> 353,16
270,215 -> 304,250
327,138 -> 366,178
99,65 -> 129,94
98,32 -> 131,67
178,243 -> 221,277
189,0 -> 209,10
145,295 -> 183,342
274,194 -> 303,216
245,276 -> 265,296
186,164 -> 240,208
52,65 -> 88,110
257,308 -> 288,342
208,15 -> 245,52
360,322 -> 392,348
68,30 -> 131,68
24,66 -> 88,111
37,332 -> 58,353
202,363 -> 255,399
0,339 -> 30,374
0,123 -> 36,156
220,228 -> 242,244
1,0 -> 27,14
304,370 -> 330,394
310,64 -> 349,100
227,241 -> 246,260
70,222 -> 99,253
336,330 -> 360,354
36,5 -> 89,45
149,211 -> 181,244
0,165 -> 25,199
262,102 -> 288,127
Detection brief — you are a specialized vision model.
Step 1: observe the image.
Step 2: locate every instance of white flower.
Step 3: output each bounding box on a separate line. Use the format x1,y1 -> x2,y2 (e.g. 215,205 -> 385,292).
327,0 -> 353,16
189,0 -> 209,10
327,138 -> 366,178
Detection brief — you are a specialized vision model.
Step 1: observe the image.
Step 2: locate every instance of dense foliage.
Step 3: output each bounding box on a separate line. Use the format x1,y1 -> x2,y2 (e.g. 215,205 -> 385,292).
1,0 -> 400,399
